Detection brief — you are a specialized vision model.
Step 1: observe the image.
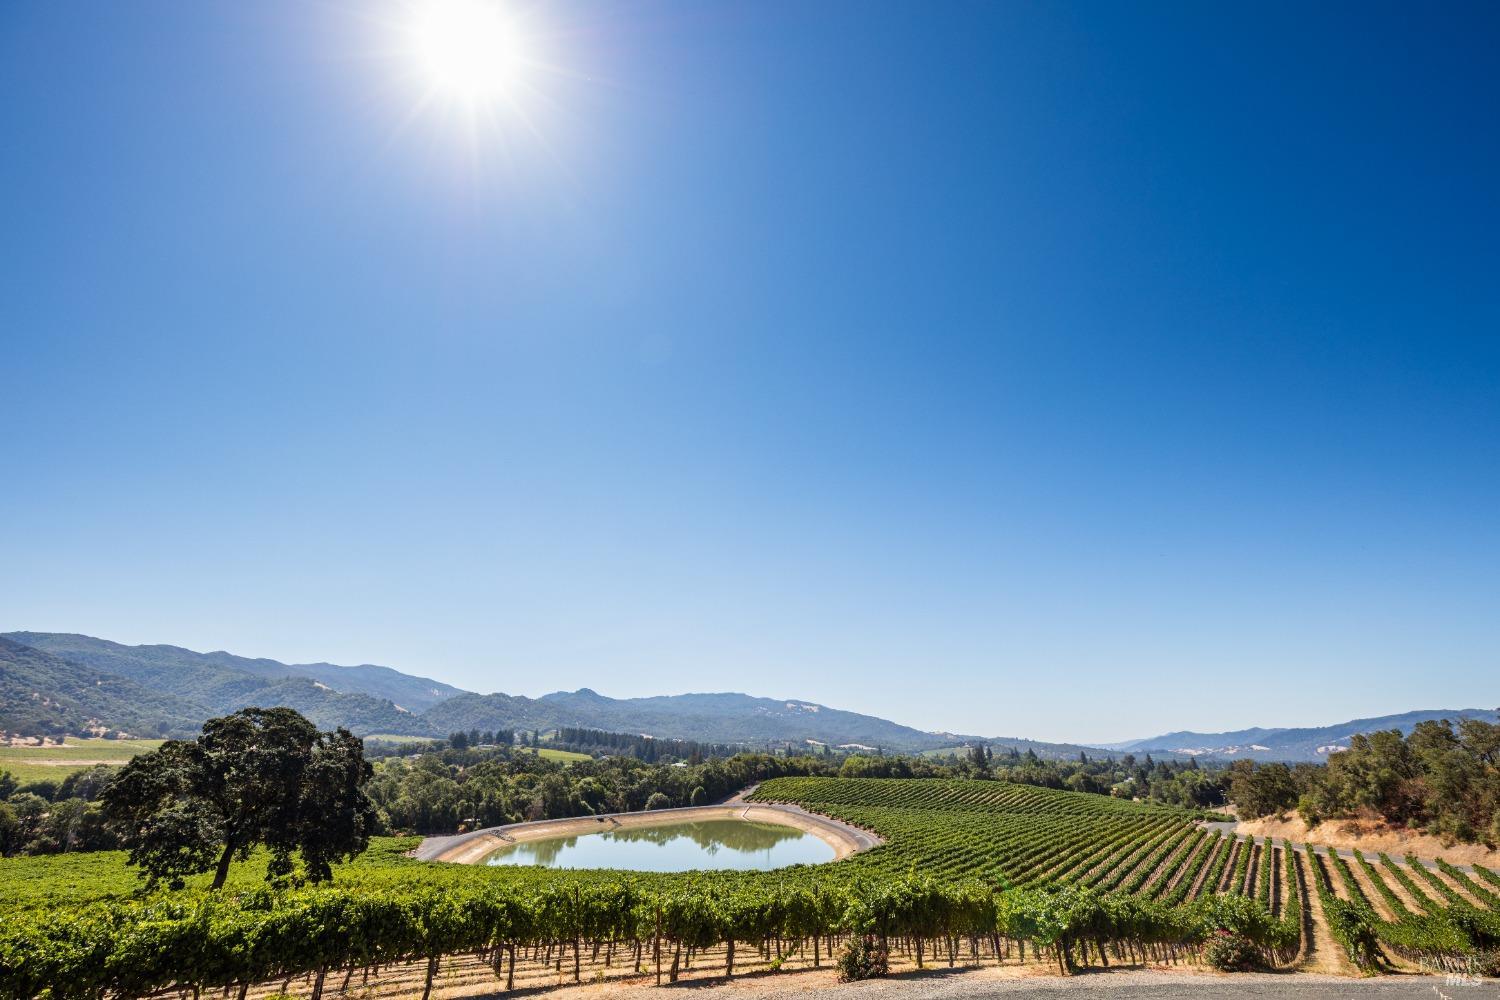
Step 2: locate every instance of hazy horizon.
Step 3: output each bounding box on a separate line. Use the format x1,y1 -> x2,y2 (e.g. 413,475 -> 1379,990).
4,2 -> 1497,745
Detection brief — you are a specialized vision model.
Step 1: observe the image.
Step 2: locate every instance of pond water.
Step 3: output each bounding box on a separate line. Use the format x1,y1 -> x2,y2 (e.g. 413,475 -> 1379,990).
482,818 -> 836,872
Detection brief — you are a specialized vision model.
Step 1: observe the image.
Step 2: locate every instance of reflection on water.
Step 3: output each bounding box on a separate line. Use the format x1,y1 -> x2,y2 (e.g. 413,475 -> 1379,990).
483,819 -> 835,872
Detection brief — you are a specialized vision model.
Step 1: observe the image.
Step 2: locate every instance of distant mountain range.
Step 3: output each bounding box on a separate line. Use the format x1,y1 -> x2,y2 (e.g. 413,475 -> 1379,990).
0,631 -> 1037,754
1,633 -> 441,738
424,688 -> 964,751
2,631 -> 1490,763
1100,708 -> 1500,762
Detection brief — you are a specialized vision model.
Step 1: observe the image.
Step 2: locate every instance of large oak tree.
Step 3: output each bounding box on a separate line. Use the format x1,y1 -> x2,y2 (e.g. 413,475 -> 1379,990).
102,707 -> 375,889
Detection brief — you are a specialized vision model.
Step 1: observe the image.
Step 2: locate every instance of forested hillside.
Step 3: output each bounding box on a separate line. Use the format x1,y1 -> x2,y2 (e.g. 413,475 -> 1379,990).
1,634 -> 431,739
422,688 -> 977,753
5,633 -> 461,712
0,639 -> 200,738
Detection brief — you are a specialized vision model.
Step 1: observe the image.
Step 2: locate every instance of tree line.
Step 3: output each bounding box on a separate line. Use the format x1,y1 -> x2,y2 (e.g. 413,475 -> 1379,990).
550,727 -> 741,763
365,749 -> 849,834
1224,715 -> 1500,845
0,734 -> 1224,855
14,714 -> 1499,858
925,745 -> 1230,809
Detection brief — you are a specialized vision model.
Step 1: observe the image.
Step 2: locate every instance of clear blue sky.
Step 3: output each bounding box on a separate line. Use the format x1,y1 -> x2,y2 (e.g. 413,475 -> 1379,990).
2,2 -> 1496,744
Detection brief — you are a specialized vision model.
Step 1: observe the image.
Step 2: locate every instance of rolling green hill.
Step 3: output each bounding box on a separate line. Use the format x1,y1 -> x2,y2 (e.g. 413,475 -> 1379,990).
1,634 -> 431,739
0,637 -> 201,738
420,687 -> 980,754
4,633 -> 461,712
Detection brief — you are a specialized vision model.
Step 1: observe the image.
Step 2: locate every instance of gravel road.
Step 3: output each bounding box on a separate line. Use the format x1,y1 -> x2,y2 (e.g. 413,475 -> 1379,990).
454,967 -> 1485,1000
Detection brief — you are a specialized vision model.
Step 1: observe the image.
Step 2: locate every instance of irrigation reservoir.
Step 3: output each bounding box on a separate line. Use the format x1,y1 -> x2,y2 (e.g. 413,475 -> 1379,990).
416,802 -> 880,870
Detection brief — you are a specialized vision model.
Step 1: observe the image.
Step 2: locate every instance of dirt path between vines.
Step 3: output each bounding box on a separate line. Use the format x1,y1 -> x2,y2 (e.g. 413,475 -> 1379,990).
1298,851 -> 1355,976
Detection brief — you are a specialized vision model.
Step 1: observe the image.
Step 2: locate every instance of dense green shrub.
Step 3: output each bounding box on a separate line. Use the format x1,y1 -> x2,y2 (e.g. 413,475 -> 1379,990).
1204,930 -> 1260,971
835,937 -> 889,981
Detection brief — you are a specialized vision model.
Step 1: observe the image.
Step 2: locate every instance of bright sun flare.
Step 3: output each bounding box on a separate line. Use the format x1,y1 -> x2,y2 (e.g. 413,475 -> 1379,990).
409,0 -> 527,103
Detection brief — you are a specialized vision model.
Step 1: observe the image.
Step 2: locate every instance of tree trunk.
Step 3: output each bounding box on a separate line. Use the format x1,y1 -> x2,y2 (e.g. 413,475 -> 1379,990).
211,839 -> 236,890
421,955 -> 439,1000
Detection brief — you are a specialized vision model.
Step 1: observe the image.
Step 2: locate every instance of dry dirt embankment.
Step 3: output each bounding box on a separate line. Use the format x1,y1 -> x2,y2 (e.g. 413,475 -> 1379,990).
1221,813 -> 1500,868
416,802 -> 881,865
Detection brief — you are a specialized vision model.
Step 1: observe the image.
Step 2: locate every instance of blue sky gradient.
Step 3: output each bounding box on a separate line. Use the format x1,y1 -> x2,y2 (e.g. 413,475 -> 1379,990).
2,1 -> 1496,742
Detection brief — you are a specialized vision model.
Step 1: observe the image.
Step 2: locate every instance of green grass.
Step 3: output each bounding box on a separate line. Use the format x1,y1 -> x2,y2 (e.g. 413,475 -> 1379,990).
0,737 -> 592,786
0,738 -> 162,786
362,736 -> 588,761
0,837 -> 426,910
516,745 -> 592,763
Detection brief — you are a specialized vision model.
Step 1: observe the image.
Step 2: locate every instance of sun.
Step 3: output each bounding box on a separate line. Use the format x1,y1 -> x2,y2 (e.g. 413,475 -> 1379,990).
378,0 -> 571,163
408,0 -> 528,105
